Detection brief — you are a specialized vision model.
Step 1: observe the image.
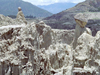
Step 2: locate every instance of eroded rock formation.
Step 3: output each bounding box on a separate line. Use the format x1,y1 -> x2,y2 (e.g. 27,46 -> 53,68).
0,15 -> 16,26
0,21 -> 74,75
72,13 -> 100,75
0,13 -> 100,75
0,7 -> 27,27
16,7 -> 27,24
72,13 -> 92,49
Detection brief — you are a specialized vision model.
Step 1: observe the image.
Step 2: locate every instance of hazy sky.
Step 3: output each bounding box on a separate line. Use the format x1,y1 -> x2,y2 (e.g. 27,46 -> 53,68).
23,0 -> 85,5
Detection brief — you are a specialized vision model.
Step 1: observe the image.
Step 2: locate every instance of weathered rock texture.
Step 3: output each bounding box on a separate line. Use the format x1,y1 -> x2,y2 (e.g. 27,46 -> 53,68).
72,13 -> 100,75
74,13 -> 88,28
0,15 -> 27,27
73,32 -> 100,75
72,13 -> 92,49
16,7 -> 27,24
0,8 -> 27,27
0,15 -> 16,26
0,13 -> 100,75
0,21 -> 75,75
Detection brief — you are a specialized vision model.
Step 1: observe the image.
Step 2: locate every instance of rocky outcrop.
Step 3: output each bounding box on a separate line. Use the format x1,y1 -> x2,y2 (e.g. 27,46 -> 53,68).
71,13 -> 100,75
16,7 -> 27,24
52,29 -> 74,45
0,7 -> 27,27
0,14 -> 26,27
1,13 -> 100,75
0,15 -> 16,26
73,32 -> 100,75
72,13 -> 92,49
0,21 -> 75,75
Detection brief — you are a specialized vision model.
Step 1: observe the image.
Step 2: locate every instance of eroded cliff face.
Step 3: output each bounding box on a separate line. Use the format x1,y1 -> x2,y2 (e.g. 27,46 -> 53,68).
0,21 -> 75,75
73,32 -> 100,75
0,17 -> 100,75
72,13 -> 100,75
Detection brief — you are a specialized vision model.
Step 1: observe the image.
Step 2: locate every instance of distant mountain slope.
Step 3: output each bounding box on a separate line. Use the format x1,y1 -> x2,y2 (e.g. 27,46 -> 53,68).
38,2 -> 77,14
44,0 -> 100,21
0,0 -> 52,17
44,0 -> 100,35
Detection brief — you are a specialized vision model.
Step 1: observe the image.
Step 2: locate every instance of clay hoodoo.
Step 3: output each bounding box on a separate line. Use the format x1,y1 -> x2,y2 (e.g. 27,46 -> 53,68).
16,7 -> 27,24
72,13 -> 92,49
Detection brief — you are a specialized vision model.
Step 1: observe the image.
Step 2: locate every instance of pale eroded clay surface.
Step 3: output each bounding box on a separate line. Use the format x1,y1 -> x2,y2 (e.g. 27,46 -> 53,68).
0,13 -> 100,75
